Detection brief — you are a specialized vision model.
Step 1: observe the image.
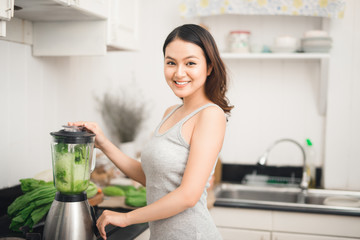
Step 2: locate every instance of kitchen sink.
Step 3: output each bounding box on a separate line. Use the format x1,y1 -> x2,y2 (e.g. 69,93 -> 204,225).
214,183 -> 360,216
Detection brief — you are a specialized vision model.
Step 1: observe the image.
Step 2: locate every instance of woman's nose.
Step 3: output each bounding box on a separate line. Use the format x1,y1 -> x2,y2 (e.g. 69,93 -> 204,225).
175,65 -> 186,78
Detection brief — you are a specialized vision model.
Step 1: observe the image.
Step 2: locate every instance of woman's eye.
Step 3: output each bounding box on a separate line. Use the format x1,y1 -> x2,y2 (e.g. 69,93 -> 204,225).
166,61 -> 175,65
187,62 -> 196,66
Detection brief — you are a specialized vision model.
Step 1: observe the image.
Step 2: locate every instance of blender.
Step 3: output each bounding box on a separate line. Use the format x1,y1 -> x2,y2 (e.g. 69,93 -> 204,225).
43,125 -> 98,240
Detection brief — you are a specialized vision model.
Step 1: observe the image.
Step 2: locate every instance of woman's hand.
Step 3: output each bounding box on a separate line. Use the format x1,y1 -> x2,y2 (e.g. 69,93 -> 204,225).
68,121 -> 108,149
96,210 -> 130,240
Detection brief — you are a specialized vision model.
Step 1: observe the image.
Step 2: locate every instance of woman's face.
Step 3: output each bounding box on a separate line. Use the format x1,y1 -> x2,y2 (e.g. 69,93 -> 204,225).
164,39 -> 212,100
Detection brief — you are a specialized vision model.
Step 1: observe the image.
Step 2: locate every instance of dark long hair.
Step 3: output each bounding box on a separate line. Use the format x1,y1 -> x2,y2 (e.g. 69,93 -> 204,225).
163,24 -> 233,115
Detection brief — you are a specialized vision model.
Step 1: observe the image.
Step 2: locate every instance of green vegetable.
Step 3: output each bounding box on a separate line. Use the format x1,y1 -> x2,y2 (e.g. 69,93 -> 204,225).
55,142 -> 68,154
8,178 -> 98,232
115,185 -> 137,194
102,185 -> 147,207
86,181 -> 98,198
19,178 -> 52,193
103,186 -> 125,196
7,179 -> 56,232
125,190 -> 147,207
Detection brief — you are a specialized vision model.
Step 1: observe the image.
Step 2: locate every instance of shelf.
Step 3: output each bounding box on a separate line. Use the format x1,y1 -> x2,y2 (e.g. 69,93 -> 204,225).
220,52 -> 330,60
221,52 -> 330,116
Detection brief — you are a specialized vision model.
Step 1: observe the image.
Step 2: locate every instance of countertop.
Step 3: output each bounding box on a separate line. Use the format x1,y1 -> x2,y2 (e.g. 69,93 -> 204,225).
0,207 -> 148,240
0,184 -> 148,240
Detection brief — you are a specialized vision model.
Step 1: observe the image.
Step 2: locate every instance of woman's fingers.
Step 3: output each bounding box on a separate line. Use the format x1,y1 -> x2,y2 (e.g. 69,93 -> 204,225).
68,121 -> 97,133
67,121 -> 107,149
96,210 -> 111,240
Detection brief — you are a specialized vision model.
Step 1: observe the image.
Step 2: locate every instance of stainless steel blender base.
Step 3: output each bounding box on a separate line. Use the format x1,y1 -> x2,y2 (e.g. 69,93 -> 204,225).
43,193 -> 96,240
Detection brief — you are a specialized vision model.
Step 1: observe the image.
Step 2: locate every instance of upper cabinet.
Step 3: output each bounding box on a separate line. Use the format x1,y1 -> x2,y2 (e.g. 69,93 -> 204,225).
0,0 -> 15,37
14,0 -> 108,21
0,0 -> 139,55
0,0 -> 14,20
107,0 -> 139,51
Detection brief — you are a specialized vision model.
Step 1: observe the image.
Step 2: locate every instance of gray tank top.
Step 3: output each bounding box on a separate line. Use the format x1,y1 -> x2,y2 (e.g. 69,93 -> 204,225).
141,103 -> 223,240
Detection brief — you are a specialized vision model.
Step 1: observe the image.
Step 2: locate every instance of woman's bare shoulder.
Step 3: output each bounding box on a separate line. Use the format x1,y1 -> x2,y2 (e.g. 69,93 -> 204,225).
197,105 -> 226,126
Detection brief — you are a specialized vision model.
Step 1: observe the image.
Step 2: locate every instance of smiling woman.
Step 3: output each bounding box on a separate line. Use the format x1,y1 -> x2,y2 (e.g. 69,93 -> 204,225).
163,24 -> 233,114
69,24 -> 233,240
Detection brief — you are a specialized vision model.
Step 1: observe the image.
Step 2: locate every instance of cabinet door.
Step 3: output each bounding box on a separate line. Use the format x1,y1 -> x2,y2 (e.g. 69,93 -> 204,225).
272,232 -> 360,240
107,0 -> 139,50
0,0 -> 13,20
210,207 -> 272,231
219,227 -> 270,240
55,0 -> 108,18
0,0 -> 13,37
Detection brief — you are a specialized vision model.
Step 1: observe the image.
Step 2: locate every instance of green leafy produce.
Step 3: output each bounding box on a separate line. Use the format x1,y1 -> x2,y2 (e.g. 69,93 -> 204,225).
86,181 -> 98,199
115,185 -> 147,207
8,178 -> 98,232
102,185 -> 147,207
8,179 -> 56,232
125,190 -> 147,207
103,186 -> 125,196
19,178 -> 52,193
115,185 -> 137,193
55,142 -> 68,154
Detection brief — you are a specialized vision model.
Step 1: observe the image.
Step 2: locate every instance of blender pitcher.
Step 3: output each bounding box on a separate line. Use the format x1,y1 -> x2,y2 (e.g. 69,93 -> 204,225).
50,125 -> 96,194
43,125 -> 98,240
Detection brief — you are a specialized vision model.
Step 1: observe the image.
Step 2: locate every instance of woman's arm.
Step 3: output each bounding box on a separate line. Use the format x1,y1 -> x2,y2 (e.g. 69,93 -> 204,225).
96,106 -> 226,239
68,121 -> 146,186
98,138 -> 146,186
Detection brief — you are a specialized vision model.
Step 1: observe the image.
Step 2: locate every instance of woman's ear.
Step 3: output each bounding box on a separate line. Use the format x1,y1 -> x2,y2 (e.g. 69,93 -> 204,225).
207,64 -> 213,76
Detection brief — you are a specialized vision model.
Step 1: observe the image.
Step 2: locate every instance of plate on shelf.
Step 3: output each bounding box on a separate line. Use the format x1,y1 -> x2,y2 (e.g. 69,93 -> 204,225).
303,46 -> 331,53
270,46 -> 297,53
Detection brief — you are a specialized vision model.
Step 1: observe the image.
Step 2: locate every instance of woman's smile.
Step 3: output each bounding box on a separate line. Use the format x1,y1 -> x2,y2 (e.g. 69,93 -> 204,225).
174,80 -> 191,88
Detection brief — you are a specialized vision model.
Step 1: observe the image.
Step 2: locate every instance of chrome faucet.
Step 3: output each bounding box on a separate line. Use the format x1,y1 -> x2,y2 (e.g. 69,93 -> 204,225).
257,138 -> 309,191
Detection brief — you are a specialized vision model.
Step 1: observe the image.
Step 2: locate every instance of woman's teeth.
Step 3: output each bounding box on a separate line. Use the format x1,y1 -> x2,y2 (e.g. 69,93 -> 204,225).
175,81 -> 189,85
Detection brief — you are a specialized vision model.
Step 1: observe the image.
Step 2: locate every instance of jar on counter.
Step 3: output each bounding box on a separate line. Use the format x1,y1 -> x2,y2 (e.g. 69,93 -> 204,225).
228,30 -> 250,53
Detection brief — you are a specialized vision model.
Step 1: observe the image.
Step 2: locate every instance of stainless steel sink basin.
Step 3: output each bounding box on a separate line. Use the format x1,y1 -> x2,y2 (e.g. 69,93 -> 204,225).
214,183 -> 360,216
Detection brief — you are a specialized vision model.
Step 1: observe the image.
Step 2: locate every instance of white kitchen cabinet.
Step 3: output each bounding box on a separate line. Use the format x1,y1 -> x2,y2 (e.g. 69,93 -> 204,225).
0,0 -> 14,20
6,0 -> 139,55
0,0 -> 14,37
272,211 -> 360,239
218,227 -> 270,240
10,0 -> 109,56
107,0 -> 139,51
210,207 -> 360,239
14,0 -> 108,21
56,0 -> 108,19
272,232 -> 360,240
32,20 -> 107,56
210,207 -> 272,239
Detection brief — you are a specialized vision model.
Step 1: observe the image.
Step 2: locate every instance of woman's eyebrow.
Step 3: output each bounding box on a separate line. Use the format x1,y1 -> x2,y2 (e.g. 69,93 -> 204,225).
165,55 -> 199,60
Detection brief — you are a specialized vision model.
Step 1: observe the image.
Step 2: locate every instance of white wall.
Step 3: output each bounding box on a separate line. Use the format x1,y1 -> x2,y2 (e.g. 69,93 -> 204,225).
201,15 -> 325,168
0,0 -> 359,190
324,0 -> 360,190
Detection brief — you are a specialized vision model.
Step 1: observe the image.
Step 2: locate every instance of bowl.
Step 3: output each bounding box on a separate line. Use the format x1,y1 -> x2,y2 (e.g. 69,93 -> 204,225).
304,30 -> 329,38
274,36 -> 297,49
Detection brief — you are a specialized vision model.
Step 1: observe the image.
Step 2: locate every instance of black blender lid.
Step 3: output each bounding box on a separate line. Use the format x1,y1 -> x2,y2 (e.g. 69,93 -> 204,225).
50,125 -> 95,144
